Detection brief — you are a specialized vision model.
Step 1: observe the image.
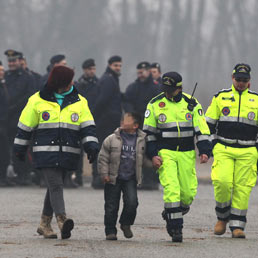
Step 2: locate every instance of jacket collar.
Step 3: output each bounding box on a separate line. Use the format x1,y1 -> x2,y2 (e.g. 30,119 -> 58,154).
231,84 -> 249,95
40,86 -> 80,109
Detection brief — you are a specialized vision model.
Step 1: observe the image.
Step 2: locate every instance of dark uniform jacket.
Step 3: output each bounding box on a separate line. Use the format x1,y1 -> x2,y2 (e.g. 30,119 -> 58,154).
93,67 -> 122,143
5,68 -> 36,138
123,75 -> 162,119
75,75 -> 99,111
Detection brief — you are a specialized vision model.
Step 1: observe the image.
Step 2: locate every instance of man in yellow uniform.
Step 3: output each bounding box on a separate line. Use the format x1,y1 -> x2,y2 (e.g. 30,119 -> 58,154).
143,72 -> 211,242
205,63 -> 258,239
13,66 -> 99,239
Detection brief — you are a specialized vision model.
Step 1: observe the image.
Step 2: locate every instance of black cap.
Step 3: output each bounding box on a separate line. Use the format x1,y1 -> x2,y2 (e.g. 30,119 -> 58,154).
108,55 -> 122,65
137,61 -> 150,69
4,49 -> 20,61
50,54 -> 65,65
82,58 -> 95,69
162,72 -> 182,87
151,62 -> 161,71
17,52 -> 25,60
232,63 -> 251,79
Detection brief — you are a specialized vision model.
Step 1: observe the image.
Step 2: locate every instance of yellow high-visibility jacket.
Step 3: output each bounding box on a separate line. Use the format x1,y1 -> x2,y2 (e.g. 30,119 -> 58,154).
205,85 -> 258,148
13,87 -> 99,170
143,92 -> 211,159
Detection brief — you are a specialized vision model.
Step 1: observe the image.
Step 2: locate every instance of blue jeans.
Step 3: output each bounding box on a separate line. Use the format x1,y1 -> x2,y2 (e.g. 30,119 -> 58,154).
104,179 -> 138,235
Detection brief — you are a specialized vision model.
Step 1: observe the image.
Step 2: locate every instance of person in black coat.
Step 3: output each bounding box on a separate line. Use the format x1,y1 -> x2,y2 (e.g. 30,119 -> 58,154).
40,54 -> 67,90
0,61 -> 12,186
123,61 -> 162,190
92,55 -> 123,188
74,58 -> 99,186
151,62 -> 162,84
76,58 -> 99,111
123,61 -> 162,126
4,49 -> 37,185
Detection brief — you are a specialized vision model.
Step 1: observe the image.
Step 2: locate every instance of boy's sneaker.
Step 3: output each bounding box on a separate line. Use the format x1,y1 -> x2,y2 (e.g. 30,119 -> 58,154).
120,225 -> 133,238
106,234 -> 117,240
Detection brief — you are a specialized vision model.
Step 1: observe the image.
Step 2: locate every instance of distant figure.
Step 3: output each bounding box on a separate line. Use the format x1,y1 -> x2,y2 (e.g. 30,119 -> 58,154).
18,52 -> 42,91
40,54 -> 67,89
123,61 -> 162,190
151,62 -> 162,84
76,58 -> 99,111
0,61 -> 12,187
92,55 -> 123,189
75,58 -> 99,186
4,49 -> 36,185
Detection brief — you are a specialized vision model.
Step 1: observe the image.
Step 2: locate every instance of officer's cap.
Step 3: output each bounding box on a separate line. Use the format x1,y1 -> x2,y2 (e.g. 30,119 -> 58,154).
162,72 -> 182,88
17,52 -> 25,60
4,49 -> 20,61
151,62 -> 161,71
137,61 -> 150,70
108,55 -> 122,65
232,63 -> 251,79
47,66 -> 74,91
82,58 -> 95,69
50,54 -> 66,65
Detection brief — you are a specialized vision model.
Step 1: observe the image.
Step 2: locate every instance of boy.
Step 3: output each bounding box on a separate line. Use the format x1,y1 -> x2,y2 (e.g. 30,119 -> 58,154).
98,112 -> 149,240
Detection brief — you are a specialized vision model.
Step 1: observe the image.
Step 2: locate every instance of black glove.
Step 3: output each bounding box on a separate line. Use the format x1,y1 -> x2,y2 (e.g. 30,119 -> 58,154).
15,152 -> 26,162
87,148 -> 99,164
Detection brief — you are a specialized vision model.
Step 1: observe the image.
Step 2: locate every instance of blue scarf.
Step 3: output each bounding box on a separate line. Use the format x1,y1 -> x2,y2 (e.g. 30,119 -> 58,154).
54,86 -> 74,106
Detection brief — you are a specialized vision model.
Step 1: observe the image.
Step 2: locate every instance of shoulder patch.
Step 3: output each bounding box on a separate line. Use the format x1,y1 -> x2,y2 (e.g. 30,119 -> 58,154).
214,88 -> 232,98
150,93 -> 166,104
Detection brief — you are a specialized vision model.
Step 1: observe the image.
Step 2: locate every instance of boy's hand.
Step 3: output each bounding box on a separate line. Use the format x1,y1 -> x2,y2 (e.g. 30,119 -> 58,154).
152,156 -> 162,169
200,154 -> 208,164
102,175 -> 110,183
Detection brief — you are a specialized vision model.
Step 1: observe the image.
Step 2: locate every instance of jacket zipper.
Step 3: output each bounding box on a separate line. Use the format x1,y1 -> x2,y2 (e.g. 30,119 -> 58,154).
237,91 -> 242,144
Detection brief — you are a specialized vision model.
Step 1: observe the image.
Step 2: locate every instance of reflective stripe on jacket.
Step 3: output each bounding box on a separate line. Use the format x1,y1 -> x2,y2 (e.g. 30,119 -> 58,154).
205,85 -> 258,148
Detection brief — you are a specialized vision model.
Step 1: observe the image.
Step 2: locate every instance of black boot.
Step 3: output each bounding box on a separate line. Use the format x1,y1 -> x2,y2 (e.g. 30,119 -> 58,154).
162,209 -> 183,242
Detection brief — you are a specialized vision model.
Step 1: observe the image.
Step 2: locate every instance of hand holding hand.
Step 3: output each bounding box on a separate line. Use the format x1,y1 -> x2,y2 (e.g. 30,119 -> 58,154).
200,154 -> 208,164
152,156 -> 163,169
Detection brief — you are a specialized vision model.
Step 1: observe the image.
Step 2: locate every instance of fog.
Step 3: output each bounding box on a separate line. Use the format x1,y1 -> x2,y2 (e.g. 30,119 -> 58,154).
1,0 -> 257,108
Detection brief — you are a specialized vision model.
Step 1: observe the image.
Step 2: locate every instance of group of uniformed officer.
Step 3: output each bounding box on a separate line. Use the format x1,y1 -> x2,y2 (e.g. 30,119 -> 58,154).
1,49 -> 257,242
0,50 -> 163,189
143,63 -> 258,242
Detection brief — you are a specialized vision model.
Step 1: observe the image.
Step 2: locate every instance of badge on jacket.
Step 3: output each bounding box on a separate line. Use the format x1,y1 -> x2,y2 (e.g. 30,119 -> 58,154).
71,113 -> 79,122
42,112 -> 50,121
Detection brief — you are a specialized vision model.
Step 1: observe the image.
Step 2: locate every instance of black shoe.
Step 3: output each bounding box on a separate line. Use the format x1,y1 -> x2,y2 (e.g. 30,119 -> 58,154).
106,234 -> 117,240
120,225 -> 133,238
171,228 -> 183,242
61,219 -> 74,239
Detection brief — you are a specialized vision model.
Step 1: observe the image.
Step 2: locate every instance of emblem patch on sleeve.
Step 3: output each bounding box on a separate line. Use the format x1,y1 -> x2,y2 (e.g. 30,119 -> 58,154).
145,109 -> 151,118
198,109 -> 203,116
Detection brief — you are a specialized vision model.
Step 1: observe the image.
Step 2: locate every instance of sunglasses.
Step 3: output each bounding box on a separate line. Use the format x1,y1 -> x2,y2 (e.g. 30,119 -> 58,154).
235,78 -> 249,83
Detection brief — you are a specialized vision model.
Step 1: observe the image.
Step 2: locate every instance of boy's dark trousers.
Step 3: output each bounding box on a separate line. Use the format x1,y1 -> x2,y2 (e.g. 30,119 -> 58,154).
104,178 -> 138,236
